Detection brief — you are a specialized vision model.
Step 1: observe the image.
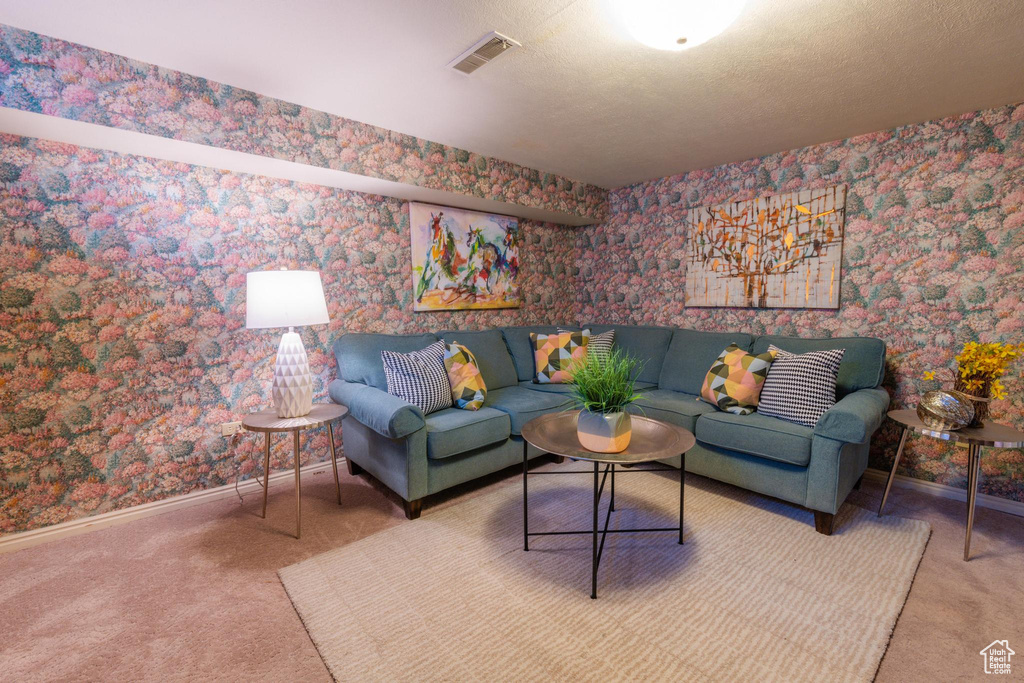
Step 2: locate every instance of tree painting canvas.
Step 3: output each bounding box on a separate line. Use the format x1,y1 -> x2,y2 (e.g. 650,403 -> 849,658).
411,203 -> 520,311
685,185 -> 847,308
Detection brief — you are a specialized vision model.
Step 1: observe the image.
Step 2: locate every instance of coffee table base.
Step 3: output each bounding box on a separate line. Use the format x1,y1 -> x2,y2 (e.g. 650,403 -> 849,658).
523,449 -> 686,599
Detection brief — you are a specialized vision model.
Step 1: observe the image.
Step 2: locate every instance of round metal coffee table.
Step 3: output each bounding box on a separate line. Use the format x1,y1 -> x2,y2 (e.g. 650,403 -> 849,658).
879,409 -> 1024,560
521,411 -> 696,599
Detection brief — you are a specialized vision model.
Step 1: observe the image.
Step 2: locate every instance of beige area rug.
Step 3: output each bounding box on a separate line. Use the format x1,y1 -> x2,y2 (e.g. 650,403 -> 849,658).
279,462 -> 930,682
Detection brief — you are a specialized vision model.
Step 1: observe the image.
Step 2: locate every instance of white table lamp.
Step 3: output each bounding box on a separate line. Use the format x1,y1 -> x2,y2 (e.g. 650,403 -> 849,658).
246,269 -> 330,418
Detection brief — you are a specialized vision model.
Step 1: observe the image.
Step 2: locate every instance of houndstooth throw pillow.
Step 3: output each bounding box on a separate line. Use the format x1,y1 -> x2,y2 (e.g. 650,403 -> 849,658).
757,344 -> 845,427
381,341 -> 452,415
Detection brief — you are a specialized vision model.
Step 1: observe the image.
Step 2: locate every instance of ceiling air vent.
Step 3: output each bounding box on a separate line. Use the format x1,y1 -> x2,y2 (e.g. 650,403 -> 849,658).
448,31 -> 521,75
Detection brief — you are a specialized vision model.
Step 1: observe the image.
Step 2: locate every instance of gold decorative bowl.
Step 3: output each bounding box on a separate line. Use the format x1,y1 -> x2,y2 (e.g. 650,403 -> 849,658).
916,390 -> 975,431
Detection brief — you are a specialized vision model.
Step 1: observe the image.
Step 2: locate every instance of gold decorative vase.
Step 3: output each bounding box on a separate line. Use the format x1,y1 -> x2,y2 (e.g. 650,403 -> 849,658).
916,390 -> 975,431
577,409 -> 632,453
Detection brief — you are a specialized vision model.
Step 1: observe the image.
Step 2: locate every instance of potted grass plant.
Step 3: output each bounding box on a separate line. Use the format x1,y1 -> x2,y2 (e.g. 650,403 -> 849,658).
569,348 -> 643,453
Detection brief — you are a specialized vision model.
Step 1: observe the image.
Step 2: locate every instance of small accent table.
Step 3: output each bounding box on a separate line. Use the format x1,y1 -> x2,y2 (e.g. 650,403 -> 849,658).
241,403 -> 348,539
878,409 -> 1024,560
521,411 -> 696,599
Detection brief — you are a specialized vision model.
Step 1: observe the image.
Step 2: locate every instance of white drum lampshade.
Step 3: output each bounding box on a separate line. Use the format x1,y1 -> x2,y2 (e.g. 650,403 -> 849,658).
246,270 -> 330,418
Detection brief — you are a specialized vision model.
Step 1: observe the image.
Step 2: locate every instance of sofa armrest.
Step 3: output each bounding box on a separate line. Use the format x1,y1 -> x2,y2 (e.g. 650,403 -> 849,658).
813,387 -> 890,444
328,379 -> 425,439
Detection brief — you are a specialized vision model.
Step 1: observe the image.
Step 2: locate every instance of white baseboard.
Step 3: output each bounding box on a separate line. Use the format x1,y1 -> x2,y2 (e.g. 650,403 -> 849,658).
0,460 -> 340,555
5,460 -> 1018,555
862,467 -> 1024,518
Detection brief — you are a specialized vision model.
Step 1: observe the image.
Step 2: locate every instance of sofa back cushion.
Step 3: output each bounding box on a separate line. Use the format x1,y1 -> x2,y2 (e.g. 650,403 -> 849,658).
659,329 -> 755,394
501,325 -> 578,382
751,335 -> 886,396
439,329 -> 518,390
335,332 -> 439,391
583,323 -> 673,384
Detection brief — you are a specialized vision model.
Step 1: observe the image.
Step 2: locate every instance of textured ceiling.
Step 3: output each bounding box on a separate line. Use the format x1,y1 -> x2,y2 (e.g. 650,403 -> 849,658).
2,0 -> 1023,189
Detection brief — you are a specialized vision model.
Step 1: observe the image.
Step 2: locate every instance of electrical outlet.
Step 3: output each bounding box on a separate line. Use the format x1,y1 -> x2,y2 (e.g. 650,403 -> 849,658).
221,421 -> 243,437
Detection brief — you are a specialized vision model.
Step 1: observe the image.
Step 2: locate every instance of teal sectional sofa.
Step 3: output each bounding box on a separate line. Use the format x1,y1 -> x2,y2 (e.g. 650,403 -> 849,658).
328,325 -> 889,533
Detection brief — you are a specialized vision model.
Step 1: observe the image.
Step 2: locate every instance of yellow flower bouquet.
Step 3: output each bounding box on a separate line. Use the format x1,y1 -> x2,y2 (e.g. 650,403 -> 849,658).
924,341 -> 1022,425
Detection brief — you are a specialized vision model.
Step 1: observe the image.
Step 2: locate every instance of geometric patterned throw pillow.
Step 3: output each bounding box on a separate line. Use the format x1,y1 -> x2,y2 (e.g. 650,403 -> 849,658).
443,341 -> 487,411
381,341 -> 453,415
757,345 -> 846,427
530,330 -> 590,384
559,328 -> 614,361
699,343 -> 779,415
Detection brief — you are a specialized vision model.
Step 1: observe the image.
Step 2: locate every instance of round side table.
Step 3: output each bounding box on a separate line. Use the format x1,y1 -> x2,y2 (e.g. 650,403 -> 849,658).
879,409 -> 1024,560
242,403 -> 348,539
521,411 -> 696,599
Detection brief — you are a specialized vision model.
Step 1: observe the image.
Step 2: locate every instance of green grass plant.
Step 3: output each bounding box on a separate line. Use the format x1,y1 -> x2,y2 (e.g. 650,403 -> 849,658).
568,348 -> 644,414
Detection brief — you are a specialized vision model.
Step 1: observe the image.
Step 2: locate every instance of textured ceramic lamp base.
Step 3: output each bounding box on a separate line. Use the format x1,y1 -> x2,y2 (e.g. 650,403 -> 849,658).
273,331 -> 313,418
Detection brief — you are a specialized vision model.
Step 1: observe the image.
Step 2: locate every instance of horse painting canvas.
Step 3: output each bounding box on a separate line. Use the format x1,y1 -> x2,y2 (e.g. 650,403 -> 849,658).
410,203 -> 521,311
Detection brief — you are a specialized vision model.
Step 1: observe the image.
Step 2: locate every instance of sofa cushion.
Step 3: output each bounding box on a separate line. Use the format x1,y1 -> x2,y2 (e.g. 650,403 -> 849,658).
519,380 -> 658,394
583,324 -> 673,384
484,386 -> 573,434
439,329 -> 518,390
751,335 -> 885,396
631,389 -> 717,433
424,407 -> 511,460
519,380 -> 575,394
334,332 -> 439,391
695,411 -> 813,467
660,329 -> 755,395
501,325 -> 578,381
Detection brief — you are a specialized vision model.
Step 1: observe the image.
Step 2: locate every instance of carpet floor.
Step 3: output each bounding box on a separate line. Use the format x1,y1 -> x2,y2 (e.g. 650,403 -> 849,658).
0,458 -> 1021,682
279,461 -> 929,682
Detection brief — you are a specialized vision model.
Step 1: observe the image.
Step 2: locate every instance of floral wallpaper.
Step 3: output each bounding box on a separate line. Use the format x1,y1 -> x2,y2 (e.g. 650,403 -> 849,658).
575,103 -> 1024,502
2,24 -> 1022,535
0,134 -> 579,534
0,24 -> 606,221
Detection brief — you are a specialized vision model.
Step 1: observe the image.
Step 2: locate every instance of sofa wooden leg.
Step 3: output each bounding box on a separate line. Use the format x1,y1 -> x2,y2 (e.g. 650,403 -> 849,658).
403,498 -> 423,520
550,454 -> 565,464
814,511 -> 836,535
345,458 -> 363,476
853,475 -> 864,491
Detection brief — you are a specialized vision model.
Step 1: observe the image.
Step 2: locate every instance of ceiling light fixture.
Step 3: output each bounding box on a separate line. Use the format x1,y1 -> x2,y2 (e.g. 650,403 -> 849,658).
607,0 -> 746,51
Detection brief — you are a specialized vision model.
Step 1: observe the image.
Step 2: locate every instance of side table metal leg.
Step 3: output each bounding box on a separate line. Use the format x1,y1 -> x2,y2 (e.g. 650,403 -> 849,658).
328,423 -> 341,506
293,431 -> 301,539
878,427 -> 909,516
965,444 -> 982,561
610,463 -> 615,512
592,461 -> 599,600
261,432 -> 271,519
679,452 -> 686,545
522,442 -> 529,551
